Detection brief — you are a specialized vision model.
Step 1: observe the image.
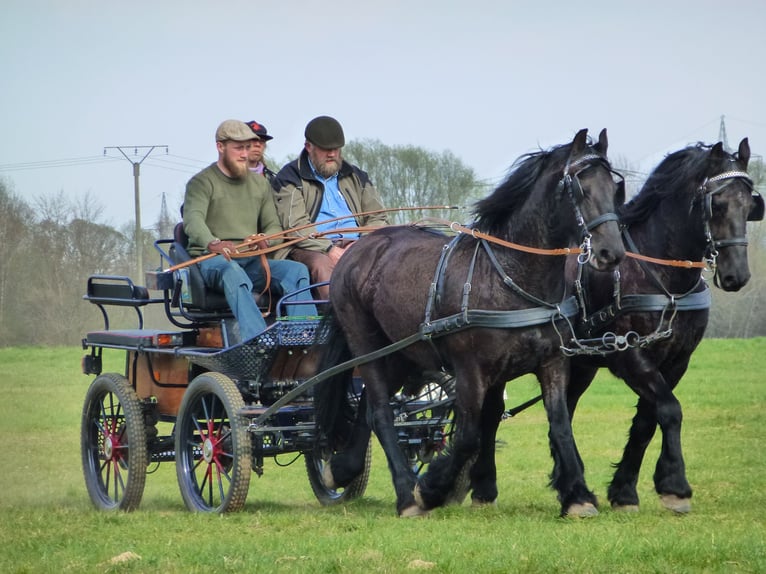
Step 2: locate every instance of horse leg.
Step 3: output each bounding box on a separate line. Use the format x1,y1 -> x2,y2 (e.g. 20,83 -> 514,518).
360,364 -> 424,517
468,384 -> 506,506
416,371 -> 485,512
322,391 -> 373,489
567,363 -> 598,421
608,397 -> 656,511
567,363 -> 599,476
540,360 -> 599,517
653,388 -> 692,512
610,367 -> 692,513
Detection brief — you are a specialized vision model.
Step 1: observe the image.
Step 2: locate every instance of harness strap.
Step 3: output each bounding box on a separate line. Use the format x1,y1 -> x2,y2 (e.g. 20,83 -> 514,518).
623,229 -> 707,300
421,297 -> 580,337
481,239 -> 562,309
586,212 -> 620,231
581,287 -> 711,334
246,294 -> 581,428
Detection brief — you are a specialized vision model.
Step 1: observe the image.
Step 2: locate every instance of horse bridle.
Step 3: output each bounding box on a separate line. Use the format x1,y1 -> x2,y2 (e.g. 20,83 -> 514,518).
569,166 -> 762,354
559,153 -> 624,264
699,170 -> 763,279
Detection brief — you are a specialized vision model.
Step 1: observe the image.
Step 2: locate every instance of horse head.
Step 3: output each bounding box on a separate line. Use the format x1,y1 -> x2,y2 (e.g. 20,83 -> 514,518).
561,128 -> 625,271
702,137 -> 762,291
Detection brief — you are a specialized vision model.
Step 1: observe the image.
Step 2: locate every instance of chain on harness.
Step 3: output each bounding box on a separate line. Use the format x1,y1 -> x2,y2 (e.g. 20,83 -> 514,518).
564,168 -> 754,356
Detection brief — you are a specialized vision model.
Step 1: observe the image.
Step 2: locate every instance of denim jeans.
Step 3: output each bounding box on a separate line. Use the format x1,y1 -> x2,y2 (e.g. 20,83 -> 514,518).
198,254 -> 318,341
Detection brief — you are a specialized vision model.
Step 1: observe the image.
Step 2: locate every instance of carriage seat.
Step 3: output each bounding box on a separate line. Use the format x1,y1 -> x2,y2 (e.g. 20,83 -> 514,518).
169,223 -> 279,315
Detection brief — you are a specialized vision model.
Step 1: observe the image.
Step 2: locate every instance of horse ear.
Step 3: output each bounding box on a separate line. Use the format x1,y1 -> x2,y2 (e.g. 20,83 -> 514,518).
593,128 -> 608,155
738,137 -> 750,167
571,129 -> 589,156
710,142 -> 725,162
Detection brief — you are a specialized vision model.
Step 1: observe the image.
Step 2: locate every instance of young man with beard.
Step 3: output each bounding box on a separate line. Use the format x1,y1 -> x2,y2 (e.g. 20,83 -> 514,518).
272,116 -> 388,299
183,119 -> 317,341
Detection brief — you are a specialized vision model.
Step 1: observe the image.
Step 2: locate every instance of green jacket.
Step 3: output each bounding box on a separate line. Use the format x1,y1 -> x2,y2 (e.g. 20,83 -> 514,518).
184,163 -> 284,257
271,149 -> 387,256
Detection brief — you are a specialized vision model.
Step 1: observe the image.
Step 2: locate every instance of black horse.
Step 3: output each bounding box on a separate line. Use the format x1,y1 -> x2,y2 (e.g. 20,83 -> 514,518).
566,138 -> 762,513
315,129 -> 625,517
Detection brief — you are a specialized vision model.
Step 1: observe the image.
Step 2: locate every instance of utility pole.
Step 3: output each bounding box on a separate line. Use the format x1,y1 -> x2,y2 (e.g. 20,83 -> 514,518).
718,115 -> 731,153
104,145 -> 168,281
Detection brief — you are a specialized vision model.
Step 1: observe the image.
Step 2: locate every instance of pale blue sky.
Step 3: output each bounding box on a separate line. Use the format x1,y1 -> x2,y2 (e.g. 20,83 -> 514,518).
1,0 -> 764,227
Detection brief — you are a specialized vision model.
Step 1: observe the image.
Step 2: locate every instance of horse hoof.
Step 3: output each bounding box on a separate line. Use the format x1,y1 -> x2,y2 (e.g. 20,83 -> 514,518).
660,494 -> 691,514
564,502 -> 599,518
321,464 -> 337,490
399,504 -> 429,518
611,503 -> 640,513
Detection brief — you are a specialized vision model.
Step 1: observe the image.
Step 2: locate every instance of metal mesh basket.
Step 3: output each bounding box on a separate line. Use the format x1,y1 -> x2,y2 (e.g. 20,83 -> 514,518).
276,318 -> 327,346
180,318 -> 326,381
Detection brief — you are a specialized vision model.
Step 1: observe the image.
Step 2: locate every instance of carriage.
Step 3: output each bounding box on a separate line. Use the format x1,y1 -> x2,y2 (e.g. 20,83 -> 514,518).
79,230 -> 457,513
80,129 -> 761,517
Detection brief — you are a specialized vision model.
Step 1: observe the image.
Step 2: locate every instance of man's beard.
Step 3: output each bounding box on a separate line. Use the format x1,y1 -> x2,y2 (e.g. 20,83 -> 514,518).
316,156 -> 340,178
223,155 -> 249,180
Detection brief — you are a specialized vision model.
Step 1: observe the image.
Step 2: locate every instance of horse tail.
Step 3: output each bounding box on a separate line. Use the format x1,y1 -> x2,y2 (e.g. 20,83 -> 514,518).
314,306 -> 356,449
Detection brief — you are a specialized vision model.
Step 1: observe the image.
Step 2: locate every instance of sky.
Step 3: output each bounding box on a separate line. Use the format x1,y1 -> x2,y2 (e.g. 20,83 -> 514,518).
1,0 -> 764,229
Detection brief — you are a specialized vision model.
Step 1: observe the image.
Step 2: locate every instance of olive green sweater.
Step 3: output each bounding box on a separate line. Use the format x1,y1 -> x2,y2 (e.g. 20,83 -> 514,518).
183,163 -> 284,257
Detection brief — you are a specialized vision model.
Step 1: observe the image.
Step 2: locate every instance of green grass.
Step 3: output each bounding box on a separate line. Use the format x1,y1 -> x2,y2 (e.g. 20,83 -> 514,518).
0,340 -> 764,573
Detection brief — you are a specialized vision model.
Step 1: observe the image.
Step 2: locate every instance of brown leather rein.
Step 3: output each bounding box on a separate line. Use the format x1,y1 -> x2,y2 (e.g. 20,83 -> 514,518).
166,205 -> 706,273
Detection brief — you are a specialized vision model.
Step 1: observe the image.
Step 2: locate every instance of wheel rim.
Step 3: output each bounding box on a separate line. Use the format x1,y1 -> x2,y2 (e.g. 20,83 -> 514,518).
81,374 -> 147,511
88,392 -> 130,500
178,390 -> 240,510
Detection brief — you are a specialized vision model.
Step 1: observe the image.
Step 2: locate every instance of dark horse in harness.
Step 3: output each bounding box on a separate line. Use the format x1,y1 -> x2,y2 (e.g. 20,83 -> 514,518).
315,129 -> 626,516
567,138 -> 762,513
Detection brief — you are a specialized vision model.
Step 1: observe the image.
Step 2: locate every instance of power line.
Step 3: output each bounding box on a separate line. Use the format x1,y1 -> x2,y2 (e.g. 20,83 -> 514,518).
0,156 -> 121,171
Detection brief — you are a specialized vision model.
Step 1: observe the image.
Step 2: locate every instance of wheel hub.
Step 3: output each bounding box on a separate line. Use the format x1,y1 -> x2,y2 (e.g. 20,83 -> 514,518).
103,436 -> 114,460
202,438 -> 215,463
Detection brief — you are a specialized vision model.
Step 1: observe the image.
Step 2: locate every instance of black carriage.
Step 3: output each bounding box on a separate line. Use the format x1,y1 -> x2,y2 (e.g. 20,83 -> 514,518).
79,231 -> 456,513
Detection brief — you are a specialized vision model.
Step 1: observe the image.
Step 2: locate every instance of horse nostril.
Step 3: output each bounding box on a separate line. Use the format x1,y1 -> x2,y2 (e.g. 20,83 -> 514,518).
720,271 -> 750,292
599,247 -> 624,265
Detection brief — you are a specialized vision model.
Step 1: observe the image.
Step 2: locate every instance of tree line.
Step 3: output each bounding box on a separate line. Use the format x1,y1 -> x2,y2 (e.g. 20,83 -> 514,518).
0,139 -> 763,346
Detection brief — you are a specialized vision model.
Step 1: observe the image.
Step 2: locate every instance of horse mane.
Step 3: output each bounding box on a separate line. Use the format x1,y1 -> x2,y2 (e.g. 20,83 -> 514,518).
472,142 -> 576,234
619,142 -> 734,226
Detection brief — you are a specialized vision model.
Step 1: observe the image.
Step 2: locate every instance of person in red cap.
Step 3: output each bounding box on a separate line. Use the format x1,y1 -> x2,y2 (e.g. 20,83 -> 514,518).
245,119 -> 276,183
272,115 -> 388,299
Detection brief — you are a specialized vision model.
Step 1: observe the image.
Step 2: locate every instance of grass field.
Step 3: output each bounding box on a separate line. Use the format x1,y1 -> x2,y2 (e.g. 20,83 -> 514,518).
0,339 -> 764,573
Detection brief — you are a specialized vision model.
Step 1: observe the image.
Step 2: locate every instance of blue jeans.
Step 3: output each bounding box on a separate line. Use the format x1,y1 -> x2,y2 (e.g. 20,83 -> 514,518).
198,254 -> 318,341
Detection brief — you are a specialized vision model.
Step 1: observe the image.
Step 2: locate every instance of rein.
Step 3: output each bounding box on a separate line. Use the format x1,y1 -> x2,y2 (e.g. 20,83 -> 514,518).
165,205 -> 459,272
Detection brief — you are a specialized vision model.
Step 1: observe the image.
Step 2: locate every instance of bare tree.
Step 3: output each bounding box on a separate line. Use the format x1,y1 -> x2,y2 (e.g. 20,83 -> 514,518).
0,180 -> 35,345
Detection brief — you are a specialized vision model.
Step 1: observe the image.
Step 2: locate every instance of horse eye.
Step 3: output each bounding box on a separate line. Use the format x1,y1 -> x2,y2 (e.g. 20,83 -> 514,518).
710,197 -> 726,216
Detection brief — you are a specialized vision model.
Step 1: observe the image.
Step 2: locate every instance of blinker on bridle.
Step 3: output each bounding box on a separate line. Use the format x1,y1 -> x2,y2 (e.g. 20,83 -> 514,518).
558,153 -> 624,263
700,170 -> 763,249
699,170 -> 763,287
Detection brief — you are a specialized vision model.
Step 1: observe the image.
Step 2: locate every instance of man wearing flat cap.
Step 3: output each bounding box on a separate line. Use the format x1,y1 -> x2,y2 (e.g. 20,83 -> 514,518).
183,119 -> 317,341
245,119 -> 276,183
272,115 -> 388,299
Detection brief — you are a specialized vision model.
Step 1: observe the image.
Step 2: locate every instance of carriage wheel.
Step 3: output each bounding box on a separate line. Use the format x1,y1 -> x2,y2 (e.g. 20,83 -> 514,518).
305,439 -> 372,505
81,373 -> 148,511
175,372 -> 251,513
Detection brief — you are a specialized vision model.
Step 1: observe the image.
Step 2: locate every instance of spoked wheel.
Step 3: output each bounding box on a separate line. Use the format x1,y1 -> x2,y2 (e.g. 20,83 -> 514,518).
175,372 -> 251,513
305,439 -> 372,505
81,373 -> 148,511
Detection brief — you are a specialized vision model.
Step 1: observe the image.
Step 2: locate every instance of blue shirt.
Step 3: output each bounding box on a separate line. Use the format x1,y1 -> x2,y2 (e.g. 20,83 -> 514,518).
309,160 -> 360,239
